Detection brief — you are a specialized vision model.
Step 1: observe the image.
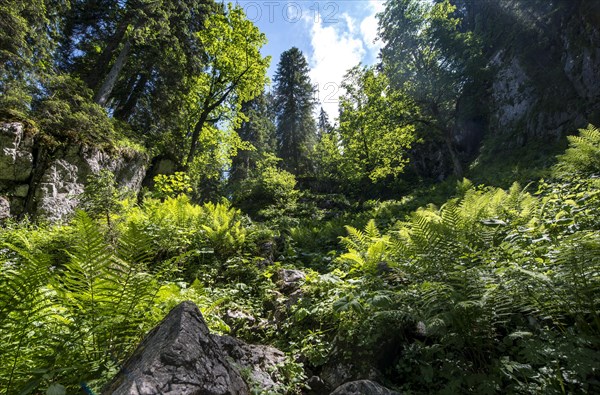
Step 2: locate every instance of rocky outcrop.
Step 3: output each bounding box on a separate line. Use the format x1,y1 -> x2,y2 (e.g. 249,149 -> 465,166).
273,268 -> 306,295
103,301 -> 297,395
213,335 -> 287,392
487,4 -> 600,147
0,122 -> 148,221
35,145 -> 147,221
330,380 -> 401,395
102,301 -> 249,395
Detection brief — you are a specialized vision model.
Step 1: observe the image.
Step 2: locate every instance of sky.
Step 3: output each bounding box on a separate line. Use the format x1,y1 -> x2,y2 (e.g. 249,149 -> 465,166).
232,0 -> 386,121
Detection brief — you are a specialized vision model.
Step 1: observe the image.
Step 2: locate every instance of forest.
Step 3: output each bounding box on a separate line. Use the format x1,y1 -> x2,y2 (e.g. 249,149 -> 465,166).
0,0 -> 599,393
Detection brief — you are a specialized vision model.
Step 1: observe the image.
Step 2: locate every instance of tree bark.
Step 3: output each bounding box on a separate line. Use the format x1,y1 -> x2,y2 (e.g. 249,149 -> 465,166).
444,132 -> 463,178
86,18 -> 130,90
114,73 -> 148,120
185,108 -> 210,169
94,39 -> 131,106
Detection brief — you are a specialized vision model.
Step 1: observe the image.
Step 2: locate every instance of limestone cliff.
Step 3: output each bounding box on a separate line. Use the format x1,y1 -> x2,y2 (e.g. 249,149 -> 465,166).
0,122 -> 148,221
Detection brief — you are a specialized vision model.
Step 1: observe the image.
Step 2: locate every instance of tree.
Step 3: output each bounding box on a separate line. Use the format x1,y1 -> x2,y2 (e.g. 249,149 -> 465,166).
58,0 -> 217,137
230,91 -> 277,184
177,4 -> 269,199
317,107 -> 333,136
379,0 -> 483,177
182,4 -> 269,166
337,66 -> 417,183
0,0 -> 66,116
273,47 -> 317,175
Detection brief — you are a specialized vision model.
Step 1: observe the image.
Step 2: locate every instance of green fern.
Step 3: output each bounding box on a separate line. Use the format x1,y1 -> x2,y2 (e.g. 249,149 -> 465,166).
338,220 -> 391,274
554,124 -> 600,178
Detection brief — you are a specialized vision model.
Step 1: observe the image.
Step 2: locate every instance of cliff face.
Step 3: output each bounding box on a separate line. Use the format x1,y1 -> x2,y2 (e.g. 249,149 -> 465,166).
413,1 -> 600,180
0,122 -> 148,221
486,2 -> 600,148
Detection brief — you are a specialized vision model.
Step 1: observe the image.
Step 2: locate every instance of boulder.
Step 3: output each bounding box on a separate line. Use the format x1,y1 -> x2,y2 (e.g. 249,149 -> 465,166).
330,380 -> 401,395
273,269 -> 306,294
213,334 -> 287,391
102,301 -> 249,395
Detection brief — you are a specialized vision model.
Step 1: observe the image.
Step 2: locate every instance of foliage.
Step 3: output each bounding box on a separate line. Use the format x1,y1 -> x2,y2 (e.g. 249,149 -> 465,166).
338,66 -> 417,183
553,124 -> 600,178
235,154 -> 299,219
181,3 -> 269,172
80,170 -> 121,222
0,212 -> 165,393
33,75 -> 115,147
273,47 -> 317,175
379,0 -> 484,177
153,172 -> 193,200
230,91 -> 277,184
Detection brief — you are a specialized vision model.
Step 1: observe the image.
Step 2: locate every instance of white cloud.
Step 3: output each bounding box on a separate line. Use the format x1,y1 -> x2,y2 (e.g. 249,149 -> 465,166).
305,0 -> 386,120
307,17 -> 365,120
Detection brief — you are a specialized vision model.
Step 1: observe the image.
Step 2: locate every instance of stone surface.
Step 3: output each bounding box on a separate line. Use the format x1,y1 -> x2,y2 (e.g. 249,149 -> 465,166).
0,122 -> 149,220
102,301 -> 249,395
0,122 -> 33,182
213,334 -> 287,391
0,197 -> 10,220
306,375 -> 329,395
330,380 -> 401,395
36,145 -> 148,221
320,360 -> 382,391
273,269 -> 306,294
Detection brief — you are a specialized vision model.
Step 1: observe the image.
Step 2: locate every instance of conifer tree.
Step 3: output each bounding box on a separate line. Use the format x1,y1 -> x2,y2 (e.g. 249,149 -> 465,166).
317,107 -> 333,137
230,91 -> 277,183
273,47 -> 317,175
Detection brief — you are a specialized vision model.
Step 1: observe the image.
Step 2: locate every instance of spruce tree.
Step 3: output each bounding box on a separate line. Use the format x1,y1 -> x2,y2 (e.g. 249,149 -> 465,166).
317,107 -> 333,137
273,47 -> 317,175
230,91 -> 277,183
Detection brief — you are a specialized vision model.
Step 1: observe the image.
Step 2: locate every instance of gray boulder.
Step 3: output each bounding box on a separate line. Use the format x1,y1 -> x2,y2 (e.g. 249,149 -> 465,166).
102,301 -> 249,395
273,269 -> 306,294
330,380 -> 401,395
213,334 -> 286,391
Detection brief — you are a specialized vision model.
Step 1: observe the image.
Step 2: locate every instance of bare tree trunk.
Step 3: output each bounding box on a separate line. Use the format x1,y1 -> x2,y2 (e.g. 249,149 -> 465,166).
114,73 -> 148,119
94,39 -> 131,106
444,132 -> 463,178
86,19 -> 130,90
185,109 -> 210,169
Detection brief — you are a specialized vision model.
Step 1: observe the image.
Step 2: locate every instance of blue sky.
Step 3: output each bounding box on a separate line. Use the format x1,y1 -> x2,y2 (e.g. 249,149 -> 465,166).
233,1 -> 386,121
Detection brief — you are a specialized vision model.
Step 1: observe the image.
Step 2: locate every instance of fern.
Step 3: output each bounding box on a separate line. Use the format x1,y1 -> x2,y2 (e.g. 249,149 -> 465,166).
0,235 -> 56,394
338,220 -> 391,274
554,124 -> 600,178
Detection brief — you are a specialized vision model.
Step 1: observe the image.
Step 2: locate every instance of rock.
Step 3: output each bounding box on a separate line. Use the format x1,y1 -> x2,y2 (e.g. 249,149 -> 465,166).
0,122 -> 33,182
13,184 -> 29,198
306,375 -> 329,395
36,154 -> 84,222
320,360 -> 382,391
101,301 -> 249,395
0,122 -> 149,220
273,269 -> 306,294
223,309 -> 256,335
36,145 -> 148,221
330,380 -> 401,395
0,197 -> 10,220
213,334 -> 287,391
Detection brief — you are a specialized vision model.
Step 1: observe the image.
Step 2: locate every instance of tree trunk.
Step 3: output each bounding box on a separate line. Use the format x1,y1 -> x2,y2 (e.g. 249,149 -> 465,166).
114,73 -> 148,120
185,109 -> 210,169
94,39 -> 131,106
444,132 -> 463,178
86,19 -> 130,90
